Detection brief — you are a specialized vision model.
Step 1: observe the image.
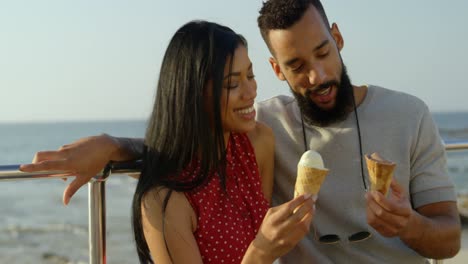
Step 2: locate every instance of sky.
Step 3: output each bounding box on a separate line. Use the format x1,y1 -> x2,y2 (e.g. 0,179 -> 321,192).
1,0 -> 467,123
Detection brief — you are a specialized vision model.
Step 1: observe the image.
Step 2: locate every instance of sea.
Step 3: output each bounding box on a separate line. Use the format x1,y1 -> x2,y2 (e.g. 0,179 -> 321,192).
1,113 -> 468,264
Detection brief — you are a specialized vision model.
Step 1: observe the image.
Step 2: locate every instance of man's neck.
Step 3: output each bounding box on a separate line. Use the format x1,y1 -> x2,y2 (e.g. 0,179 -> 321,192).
353,85 -> 368,107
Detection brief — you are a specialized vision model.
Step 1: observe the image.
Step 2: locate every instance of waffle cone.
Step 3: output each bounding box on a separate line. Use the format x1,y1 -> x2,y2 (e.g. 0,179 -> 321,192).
365,154 -> 396,195
294,166 -> 329,198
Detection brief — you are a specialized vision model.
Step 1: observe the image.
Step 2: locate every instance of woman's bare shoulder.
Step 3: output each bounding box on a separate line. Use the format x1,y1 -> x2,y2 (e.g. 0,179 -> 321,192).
248,121 -> 274,146
142,187 -> 196,232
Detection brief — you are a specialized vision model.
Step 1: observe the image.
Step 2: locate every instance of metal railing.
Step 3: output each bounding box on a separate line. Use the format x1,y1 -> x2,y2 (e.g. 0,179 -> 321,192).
0,161 -> 141,264
0,142 -> 467,263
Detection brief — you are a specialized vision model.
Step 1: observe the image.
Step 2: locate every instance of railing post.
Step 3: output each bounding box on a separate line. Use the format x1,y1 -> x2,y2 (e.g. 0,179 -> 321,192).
88,169 -> 109,264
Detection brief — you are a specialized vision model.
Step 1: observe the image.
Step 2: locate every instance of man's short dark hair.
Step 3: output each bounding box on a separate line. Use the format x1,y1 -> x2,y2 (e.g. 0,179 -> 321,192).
257,0 -> 331,54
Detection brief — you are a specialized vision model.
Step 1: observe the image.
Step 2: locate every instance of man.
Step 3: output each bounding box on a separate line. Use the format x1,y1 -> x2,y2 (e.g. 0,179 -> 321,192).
22,0 -> 460,263
254,1 -> 460,263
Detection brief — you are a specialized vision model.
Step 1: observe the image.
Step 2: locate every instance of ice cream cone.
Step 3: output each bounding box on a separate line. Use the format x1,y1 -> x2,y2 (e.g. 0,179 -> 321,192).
294,166 -> 329,198
365,153 -> 396,195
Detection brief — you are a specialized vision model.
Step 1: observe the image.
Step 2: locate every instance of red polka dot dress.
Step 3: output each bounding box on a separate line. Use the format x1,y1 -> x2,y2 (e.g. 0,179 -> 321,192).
184,133 -> 270,263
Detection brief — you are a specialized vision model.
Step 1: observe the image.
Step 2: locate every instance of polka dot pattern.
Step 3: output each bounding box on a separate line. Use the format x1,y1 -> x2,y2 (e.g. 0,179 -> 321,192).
184,133 -> 269,263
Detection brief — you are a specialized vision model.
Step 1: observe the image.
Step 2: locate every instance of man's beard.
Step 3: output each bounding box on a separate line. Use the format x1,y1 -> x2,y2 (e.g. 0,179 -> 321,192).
291,63 -> 354,127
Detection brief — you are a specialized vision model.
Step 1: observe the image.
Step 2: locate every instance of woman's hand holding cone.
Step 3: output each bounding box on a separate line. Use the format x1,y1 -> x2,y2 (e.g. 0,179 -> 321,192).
245,194 -> 315,263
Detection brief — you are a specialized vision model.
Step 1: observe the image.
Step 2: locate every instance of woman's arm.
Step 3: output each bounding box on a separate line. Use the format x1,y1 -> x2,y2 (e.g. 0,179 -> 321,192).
248,121 -> 275,202
142,188 -> 203,264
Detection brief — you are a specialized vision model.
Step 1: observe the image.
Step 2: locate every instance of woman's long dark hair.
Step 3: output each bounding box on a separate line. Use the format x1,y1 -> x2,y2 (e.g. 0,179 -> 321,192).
132,20 -> 247,263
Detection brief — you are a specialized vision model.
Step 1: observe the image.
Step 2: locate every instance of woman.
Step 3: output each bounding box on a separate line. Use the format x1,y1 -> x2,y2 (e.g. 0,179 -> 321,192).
132,20 -> 313,264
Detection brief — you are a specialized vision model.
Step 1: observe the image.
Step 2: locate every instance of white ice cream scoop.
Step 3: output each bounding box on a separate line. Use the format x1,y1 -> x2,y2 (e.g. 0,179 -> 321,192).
294,150 -> 328,198
298,150 -> 325,169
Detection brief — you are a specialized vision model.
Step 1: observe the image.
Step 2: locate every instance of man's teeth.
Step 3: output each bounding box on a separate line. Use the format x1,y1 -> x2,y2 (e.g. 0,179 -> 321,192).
236,106 -> 255,114
316,87 -> 331,95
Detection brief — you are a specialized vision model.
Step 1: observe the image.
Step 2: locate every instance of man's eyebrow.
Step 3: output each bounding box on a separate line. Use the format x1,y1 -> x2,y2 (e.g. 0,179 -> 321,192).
223,63 -> 252,79
314,39 -> 329,52
284,58 -> 300,67
284,40 -> 330,67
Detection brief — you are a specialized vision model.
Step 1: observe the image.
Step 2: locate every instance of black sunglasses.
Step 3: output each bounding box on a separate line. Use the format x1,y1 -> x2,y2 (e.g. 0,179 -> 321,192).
300,92 -> 371,244
314,228 -> 372,244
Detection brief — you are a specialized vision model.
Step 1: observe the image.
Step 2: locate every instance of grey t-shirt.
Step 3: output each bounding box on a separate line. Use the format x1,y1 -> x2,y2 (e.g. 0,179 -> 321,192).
256,85 -> 456,263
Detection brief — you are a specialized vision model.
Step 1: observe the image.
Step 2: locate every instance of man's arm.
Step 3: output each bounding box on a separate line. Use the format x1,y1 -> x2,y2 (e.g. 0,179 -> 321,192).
402,201 -> 460,258
366,180 -> 461,259
113,136 -> 145,161
366,102 -> 460,259
20,134 -> 144,204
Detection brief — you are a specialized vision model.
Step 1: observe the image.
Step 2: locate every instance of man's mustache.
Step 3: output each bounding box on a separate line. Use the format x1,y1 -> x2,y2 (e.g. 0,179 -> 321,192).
305,80 -> 339,96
